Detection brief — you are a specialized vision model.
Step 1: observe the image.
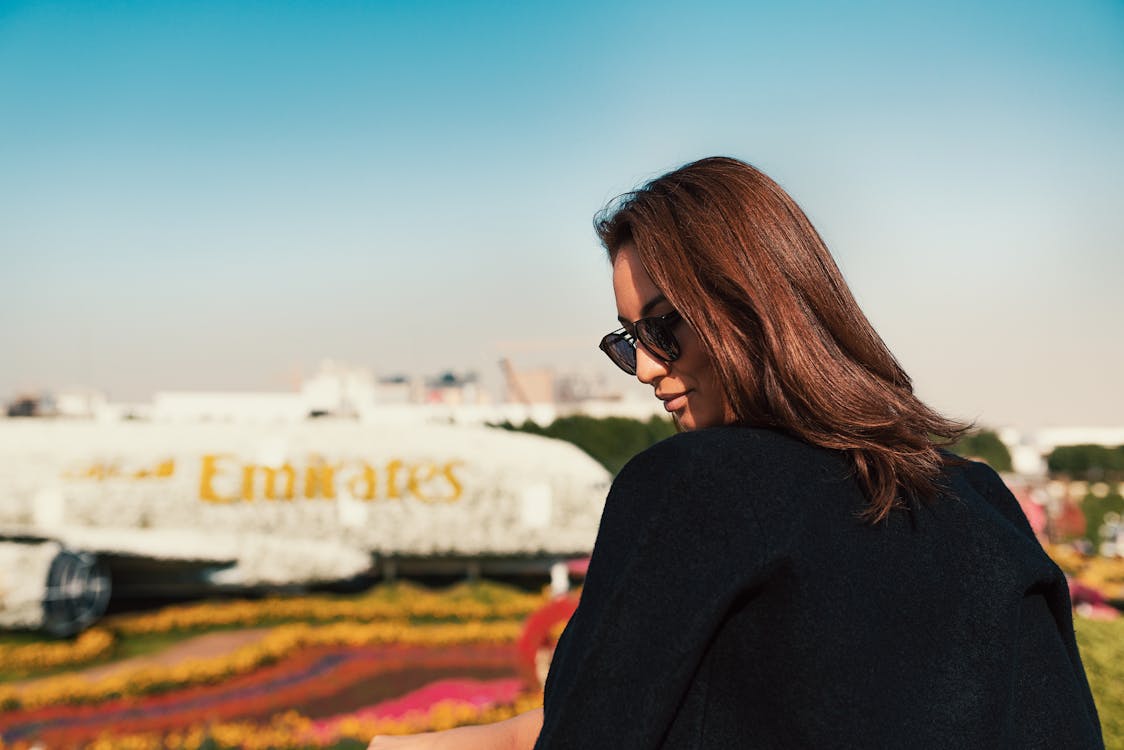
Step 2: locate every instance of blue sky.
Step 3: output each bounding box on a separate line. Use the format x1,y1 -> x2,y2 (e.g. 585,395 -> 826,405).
1,0 -> 1122,428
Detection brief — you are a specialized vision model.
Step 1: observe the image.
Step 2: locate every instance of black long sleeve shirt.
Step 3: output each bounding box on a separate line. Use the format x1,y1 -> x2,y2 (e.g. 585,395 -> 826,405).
536,427 -> 1103,749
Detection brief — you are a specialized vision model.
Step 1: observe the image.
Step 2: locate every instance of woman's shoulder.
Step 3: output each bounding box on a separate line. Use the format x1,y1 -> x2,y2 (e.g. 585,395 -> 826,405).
605,426 -> 854,546
620,425 -> 847,488
939,453 -> 1041,541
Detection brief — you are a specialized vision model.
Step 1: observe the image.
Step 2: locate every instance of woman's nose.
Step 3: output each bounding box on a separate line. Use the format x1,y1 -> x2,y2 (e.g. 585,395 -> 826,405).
634,344 -> 670,384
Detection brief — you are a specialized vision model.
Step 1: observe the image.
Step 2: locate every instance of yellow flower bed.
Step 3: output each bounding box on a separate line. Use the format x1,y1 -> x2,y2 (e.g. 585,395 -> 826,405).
1045,543 -> 1088,576
0,582 -> 546,680
105,581 -> 549,635
0,620 -> 524,711
62,693 -> 546,750
1045,544 -> 1124,599
1074,557 -> 1124,600
0,628 -> 114,675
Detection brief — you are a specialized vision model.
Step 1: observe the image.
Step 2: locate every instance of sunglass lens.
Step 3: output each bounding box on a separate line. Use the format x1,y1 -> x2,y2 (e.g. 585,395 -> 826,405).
599,334 -> 637,375
636,318 -> 680,361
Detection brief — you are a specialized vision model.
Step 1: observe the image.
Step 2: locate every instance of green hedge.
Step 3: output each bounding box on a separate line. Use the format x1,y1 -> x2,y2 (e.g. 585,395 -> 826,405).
495,414 -> 676,475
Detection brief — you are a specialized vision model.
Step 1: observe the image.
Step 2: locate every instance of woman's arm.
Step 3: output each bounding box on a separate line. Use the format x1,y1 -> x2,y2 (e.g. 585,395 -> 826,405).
368,708 -> 543,750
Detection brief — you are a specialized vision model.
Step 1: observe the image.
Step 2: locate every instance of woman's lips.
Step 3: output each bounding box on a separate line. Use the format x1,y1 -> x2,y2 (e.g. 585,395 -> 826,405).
660,392 -> 689,412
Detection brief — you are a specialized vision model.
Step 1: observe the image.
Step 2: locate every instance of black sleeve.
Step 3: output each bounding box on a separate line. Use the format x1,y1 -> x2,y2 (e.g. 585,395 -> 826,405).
961,459 -> 1104,746
534,436 -> 772,749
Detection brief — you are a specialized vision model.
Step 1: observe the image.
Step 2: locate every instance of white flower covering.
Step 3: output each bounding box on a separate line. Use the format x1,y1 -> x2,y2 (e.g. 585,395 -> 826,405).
0,540 -> 58,629
0,421 -> 612,592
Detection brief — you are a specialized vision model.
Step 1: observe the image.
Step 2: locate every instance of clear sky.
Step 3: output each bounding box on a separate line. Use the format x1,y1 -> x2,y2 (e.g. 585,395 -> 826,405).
1,0 -> 1121,429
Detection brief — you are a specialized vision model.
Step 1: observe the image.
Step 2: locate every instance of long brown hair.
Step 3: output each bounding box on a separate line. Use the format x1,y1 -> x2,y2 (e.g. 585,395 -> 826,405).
596,156 -> 970,522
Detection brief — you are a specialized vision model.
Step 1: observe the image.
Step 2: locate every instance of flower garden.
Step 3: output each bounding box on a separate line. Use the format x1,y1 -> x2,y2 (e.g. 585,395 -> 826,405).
1,556 -> 1124,750
0,582 -> 567,750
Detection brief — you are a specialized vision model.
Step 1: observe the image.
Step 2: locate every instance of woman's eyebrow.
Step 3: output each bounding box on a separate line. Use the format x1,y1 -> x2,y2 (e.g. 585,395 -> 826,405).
617,293 -> 669,325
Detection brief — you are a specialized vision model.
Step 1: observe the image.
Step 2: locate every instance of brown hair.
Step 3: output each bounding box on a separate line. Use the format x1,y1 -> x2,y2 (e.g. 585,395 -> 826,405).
596,156 -> 970,522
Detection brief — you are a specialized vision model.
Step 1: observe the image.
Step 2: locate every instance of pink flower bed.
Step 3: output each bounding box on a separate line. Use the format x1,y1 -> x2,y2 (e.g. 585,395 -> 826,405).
309,677 -> 524,741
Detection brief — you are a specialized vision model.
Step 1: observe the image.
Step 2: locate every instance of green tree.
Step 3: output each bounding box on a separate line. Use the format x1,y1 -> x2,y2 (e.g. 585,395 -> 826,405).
952,429 -> 1012,473
1080,489 -> 1124,546
1048,444 -> 1124,481
495,414 -> 676,475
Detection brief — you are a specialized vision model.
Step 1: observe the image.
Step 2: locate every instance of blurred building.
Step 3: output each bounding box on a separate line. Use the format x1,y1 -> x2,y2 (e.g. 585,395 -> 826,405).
8,370 -> 1123,461
998,427 -> 1124,476
422,371 -> 486,406
6,393 -> 51,418
152,391 -> 308,423
54,388 -> 108,418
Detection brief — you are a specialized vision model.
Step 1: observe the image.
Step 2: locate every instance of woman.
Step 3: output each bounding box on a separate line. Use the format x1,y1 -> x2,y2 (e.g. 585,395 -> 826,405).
371,157 -> 1103,749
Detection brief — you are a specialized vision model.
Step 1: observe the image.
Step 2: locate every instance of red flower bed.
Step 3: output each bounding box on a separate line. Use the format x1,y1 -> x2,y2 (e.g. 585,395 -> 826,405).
1,643 -> 517,748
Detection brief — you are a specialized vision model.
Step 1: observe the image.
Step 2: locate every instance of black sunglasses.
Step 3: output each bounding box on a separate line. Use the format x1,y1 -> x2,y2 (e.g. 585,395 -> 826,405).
599,310 -> 683,375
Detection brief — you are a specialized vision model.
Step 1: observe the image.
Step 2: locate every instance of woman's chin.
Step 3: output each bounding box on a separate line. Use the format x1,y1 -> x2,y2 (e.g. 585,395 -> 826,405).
674,412 -> 699,431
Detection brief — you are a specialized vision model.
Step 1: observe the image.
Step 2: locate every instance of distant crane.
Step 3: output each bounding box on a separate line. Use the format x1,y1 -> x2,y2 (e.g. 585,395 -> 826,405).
498,358 -> 532,406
